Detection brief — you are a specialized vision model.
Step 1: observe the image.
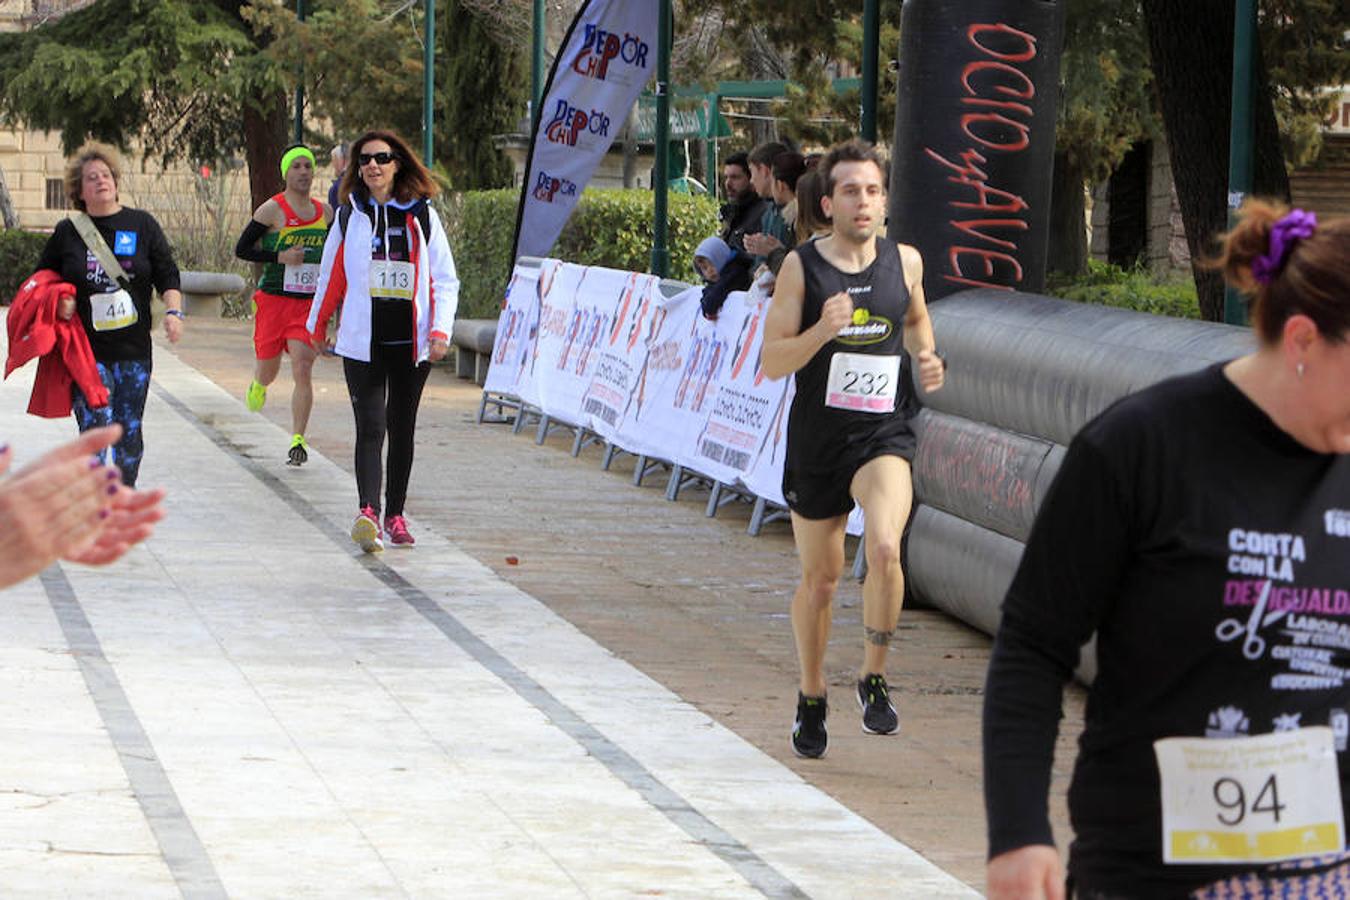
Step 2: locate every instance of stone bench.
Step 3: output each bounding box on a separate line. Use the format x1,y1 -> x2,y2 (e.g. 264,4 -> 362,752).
451,318 -> 497,384
180,270 -> 248,318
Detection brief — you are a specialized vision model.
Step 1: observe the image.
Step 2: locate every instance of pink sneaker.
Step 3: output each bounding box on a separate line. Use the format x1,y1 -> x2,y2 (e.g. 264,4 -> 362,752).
384,514 -> 414,546
351,505 -> 384,553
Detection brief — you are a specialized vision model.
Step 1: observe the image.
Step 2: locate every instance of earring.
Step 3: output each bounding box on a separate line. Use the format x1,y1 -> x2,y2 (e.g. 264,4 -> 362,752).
1297,363 -> 1305,378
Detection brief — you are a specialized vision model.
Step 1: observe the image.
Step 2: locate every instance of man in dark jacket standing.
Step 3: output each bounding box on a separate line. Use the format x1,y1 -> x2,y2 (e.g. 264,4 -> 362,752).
718,151 -> 769,254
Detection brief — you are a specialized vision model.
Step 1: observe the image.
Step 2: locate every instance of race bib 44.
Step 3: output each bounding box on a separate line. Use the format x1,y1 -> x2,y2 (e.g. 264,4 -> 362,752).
91,288 -> 137,332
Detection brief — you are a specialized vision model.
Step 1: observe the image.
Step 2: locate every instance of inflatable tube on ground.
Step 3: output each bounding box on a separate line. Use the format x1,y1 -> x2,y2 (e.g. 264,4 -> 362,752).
926,290 -> 1255,446
907,504 -> 1022,638
911,409 -> 1059,544
907,503 -> 1099,682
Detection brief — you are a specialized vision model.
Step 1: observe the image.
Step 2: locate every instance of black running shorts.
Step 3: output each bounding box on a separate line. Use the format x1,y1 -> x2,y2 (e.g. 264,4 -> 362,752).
781,433 -> 916,521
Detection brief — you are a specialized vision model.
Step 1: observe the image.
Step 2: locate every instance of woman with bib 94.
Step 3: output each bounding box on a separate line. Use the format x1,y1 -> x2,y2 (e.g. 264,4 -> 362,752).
983,202 -> 1350,899
307,130 -> 459,553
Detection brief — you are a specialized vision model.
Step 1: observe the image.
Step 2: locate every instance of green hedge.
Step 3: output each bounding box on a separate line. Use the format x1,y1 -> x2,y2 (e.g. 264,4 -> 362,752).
1045,259 -> 1201,320
0,229 -> 50,304
441,188 -> 721,319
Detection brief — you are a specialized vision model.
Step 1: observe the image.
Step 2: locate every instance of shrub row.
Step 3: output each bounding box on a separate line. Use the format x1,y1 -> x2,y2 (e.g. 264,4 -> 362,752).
440,188 -> 721,319
0,229 -> 49,304
1045,259 -> 1201,320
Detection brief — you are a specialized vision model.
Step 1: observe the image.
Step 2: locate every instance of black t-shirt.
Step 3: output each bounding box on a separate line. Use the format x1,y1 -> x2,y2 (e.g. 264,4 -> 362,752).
983,364 -> 1350,895
367,202 -> 414,349
785,238 -> 918,474
37,208 -> 180,362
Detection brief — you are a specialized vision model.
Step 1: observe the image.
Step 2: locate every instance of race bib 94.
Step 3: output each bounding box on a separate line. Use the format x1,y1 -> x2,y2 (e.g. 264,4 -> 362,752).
1155,727 -> 1345,864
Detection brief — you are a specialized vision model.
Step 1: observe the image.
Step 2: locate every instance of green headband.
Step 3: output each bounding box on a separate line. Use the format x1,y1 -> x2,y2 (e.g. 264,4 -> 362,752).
280,146 -> 316,178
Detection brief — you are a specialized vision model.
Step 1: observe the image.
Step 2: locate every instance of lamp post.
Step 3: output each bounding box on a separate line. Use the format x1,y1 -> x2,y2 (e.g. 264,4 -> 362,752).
861,0 -> 879,142
423,0 -> 435,164
293,0 -> 306,144
650,0 -> 672,277
531,0 -> 545,129
1224,0 -> 1257,325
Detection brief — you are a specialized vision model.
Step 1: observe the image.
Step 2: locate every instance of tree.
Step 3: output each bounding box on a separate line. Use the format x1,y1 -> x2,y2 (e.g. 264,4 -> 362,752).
1262,0 -> 1350,167
248,0 -> 529,190
678,0 -> 890,148
1140,0 -> 1290,320
0,0 -> 289,211
440,0 -> 528,188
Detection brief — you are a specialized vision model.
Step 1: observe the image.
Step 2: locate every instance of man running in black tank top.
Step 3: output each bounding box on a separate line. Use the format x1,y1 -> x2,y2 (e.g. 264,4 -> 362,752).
761,140 -> 945,758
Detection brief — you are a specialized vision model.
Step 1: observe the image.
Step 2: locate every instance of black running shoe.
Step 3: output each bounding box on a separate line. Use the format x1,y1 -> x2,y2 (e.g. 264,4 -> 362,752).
857,673 -> 898,735
792,692 -> 828,758
287,434 -> 308,467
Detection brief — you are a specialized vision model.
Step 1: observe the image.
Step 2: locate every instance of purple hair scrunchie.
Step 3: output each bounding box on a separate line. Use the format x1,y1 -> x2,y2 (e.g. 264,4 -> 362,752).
1251,208 -> 1317,285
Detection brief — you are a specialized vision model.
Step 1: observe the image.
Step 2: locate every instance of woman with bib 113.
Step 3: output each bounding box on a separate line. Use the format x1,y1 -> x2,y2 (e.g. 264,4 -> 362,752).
36,142 -> 184,487
307,129 -> 459,553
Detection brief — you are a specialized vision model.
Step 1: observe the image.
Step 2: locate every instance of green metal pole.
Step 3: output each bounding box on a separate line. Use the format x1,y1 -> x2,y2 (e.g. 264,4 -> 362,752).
293,0 -> 306,144
423,0 -> 435,164
706,92 -> 719,197
650,0 -> 671,277
861,0 -> 879,142
532,0 -> 545,128
1224,0 -> 1256,326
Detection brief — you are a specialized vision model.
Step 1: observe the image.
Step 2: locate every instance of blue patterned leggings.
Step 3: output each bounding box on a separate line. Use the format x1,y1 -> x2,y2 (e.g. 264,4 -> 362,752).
72,358 -> 152,487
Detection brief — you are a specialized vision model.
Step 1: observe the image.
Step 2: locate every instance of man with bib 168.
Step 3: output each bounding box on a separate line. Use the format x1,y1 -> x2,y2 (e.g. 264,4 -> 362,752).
234,143 -> 332,466
760,139 -> 945,759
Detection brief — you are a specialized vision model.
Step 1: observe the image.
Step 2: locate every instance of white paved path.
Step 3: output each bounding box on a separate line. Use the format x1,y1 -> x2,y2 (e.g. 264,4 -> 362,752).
1,328 -> 979,899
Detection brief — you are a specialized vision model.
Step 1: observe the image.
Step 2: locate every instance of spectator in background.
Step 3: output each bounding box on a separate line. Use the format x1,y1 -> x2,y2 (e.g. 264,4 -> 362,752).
745,141 -> 792,256
327,142 -> 348,210
757,150 -> 808,275
718,151 -> 769,254
772,151 -> 806,236
693,235 -> 753,320
795,168 -> 831,245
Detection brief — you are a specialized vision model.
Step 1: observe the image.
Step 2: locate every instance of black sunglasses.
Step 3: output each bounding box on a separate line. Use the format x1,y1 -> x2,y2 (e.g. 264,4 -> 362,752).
358,151 -> 397,166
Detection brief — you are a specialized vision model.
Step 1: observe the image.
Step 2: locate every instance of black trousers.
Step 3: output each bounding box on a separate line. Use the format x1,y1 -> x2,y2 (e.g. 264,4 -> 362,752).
343,346 -> 431,517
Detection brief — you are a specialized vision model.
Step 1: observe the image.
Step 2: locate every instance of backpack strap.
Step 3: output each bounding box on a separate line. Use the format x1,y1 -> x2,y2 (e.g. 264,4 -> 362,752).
71,212 -> 131,290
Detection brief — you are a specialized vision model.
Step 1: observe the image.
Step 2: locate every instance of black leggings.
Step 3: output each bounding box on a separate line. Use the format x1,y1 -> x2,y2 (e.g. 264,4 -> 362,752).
343,348 -> 431,517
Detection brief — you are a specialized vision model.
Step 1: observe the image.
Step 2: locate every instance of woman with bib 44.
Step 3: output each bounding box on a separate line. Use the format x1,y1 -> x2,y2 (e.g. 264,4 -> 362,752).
36,142 -> 184,487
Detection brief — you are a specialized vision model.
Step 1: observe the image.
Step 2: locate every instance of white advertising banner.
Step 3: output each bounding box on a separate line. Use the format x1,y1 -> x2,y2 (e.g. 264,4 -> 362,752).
510,0 -> 658,261
485,260 -> 796,509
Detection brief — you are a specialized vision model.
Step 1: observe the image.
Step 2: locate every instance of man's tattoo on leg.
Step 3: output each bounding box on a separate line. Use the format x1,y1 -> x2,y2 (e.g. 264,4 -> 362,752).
865,626 -> 894,647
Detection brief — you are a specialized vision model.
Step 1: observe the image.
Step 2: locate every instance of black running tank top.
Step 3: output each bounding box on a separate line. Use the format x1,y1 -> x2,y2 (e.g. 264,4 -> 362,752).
787,238 -> 918,472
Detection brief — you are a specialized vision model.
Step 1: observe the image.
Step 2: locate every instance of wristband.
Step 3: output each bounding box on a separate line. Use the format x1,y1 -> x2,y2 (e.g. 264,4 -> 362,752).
164,309 -> 184,319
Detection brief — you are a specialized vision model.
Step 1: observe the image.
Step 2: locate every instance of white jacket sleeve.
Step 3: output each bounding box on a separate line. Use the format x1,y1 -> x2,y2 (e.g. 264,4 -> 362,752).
307,217 -> 346,334
425,208 -> 460,339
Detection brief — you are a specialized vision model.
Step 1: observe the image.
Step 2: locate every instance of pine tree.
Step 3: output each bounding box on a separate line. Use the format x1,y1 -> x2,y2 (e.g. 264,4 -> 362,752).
0,0 -> 290,210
